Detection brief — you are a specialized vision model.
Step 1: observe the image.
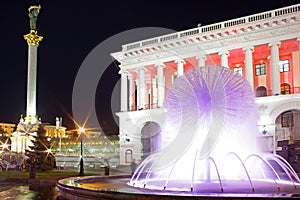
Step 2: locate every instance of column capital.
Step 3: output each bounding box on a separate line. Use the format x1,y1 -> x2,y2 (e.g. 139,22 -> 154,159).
24,30 -> 43,46
242,46 -> 254,52
118,69 -> 128,75
127,73 -> 133,78
196,54 -> 207,60
218,50 -> 230,57
174,59 -> 185,64
155,63 -> 165,68
268,41 -> 281,47
138,66 -> 146,71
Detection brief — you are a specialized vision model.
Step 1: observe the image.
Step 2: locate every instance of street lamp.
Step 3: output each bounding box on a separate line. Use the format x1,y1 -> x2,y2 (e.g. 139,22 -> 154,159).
78,127 -> 85,176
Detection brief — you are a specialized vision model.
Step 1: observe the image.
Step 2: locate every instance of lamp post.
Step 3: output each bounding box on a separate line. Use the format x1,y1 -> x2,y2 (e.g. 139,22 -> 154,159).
78,127 -> 85,176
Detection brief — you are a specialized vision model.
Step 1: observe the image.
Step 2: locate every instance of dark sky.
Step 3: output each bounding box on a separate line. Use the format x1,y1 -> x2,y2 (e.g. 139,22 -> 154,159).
0,0 -> 299,132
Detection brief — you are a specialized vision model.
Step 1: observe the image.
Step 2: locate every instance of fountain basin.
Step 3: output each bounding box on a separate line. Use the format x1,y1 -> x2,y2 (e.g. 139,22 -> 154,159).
57,175 -> 300,199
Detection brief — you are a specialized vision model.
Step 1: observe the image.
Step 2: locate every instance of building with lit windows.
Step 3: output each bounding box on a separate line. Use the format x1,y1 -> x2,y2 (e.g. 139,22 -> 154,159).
0,123 -> 16,137
112,4 -> 300,165
44,125 -> 67,138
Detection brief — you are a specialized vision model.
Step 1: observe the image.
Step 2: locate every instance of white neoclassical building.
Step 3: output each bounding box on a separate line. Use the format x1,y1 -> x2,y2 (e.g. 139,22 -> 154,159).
111,4 -> 300,165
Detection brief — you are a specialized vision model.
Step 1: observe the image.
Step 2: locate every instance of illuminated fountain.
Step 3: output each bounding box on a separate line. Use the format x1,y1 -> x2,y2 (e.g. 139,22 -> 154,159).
129,66 -> 300,194
58,66 -> 300,199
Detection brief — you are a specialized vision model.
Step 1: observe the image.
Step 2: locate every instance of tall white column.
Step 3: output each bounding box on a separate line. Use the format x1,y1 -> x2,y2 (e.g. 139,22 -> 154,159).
175,59 -> 185,77
219,51 -> 230,68
23,7 -> 43,123
128,74 -> 133,111
269,42 -> 281,95
26,45 -> 38,118
243,47 -> 254,90
138,67 -> 146,110
156,63 -> 165,108
197,55 -> 206,67
120,71 -> 128,112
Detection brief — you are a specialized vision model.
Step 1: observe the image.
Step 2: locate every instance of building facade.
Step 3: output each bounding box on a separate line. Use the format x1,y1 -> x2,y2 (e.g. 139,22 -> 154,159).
111,4 -> 300,165
0,123 -> 16,137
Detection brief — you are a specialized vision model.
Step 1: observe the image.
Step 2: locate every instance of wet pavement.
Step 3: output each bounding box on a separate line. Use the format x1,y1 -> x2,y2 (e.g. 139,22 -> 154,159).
0,182 -> 60,200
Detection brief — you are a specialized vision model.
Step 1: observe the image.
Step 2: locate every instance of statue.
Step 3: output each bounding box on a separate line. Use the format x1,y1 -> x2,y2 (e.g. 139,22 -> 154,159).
28,5 -> 41,30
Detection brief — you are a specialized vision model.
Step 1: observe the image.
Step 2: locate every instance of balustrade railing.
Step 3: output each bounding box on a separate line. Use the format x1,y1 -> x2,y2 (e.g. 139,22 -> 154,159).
256,87 -> 300,97
123,4 -> 300,51
126,88 -> 300,112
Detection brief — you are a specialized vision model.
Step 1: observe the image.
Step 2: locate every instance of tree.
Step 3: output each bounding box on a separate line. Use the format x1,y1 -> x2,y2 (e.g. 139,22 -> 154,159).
25,124 -> 55,172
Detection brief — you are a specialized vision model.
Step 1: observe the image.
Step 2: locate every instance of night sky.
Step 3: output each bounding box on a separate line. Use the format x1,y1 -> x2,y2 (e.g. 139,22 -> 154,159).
1,0 -> 299,133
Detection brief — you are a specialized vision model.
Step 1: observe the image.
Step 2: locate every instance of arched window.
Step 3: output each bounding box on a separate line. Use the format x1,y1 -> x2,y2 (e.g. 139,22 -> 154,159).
141,121 -> 161,160
125,149 -> 133,163
256,86 -> 267,97
281,83 -> 291,95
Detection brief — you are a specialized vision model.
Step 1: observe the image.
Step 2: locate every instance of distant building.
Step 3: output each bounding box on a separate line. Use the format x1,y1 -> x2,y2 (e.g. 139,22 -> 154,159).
44,125 -> 67,138
0,123 -> 16,137
112,4 -> 300,165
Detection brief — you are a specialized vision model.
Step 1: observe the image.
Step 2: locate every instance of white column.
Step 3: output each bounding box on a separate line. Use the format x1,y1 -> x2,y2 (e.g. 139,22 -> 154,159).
243,47 -> 254,90
197,55 -> 206,67
128,74 -> 133,111
152,78 -> 157,108
138,67 -> 146,110
26,45 -> 38,118
120,71 -> 128,112
135,79 -> 139,110
269,42 -> 281,95
175,59 -> 185,77
219,51 -> 230,68
156,63 -> 165,108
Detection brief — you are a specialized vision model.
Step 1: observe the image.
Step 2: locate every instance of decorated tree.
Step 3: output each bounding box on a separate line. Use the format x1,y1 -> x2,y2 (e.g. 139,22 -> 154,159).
25,124 -> 55,172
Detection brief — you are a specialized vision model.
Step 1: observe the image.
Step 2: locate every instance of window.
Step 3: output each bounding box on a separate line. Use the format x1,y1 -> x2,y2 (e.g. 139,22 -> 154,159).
281,83 -> 291,94
281,111 -> 293,128
279,60 -> 289,72
233,67 -> 243,76
256,86 -> 267,97
255,63 -> 266,75
125,149 -> 133,163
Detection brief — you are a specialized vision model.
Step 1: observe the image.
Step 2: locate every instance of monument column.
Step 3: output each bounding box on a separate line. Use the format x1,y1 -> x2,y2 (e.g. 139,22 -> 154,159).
11,5 -> 42,153
23,5 -> 43,123
269,42 -> 281,95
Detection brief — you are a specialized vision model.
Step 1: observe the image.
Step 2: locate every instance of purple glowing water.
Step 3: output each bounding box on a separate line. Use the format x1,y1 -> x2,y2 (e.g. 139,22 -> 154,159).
129,66 -> 300,193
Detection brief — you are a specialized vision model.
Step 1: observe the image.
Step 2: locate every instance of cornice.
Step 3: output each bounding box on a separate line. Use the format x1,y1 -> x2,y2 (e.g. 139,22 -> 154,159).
115,11 -> 300,69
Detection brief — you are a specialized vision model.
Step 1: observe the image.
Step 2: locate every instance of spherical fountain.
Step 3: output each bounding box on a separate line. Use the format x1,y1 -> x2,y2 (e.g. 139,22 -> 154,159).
129,66 -> 300,194
57,66 -> 300,199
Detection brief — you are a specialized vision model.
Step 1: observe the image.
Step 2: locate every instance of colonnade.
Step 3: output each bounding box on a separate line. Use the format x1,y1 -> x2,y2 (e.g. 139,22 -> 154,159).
120,40 -> 287,112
